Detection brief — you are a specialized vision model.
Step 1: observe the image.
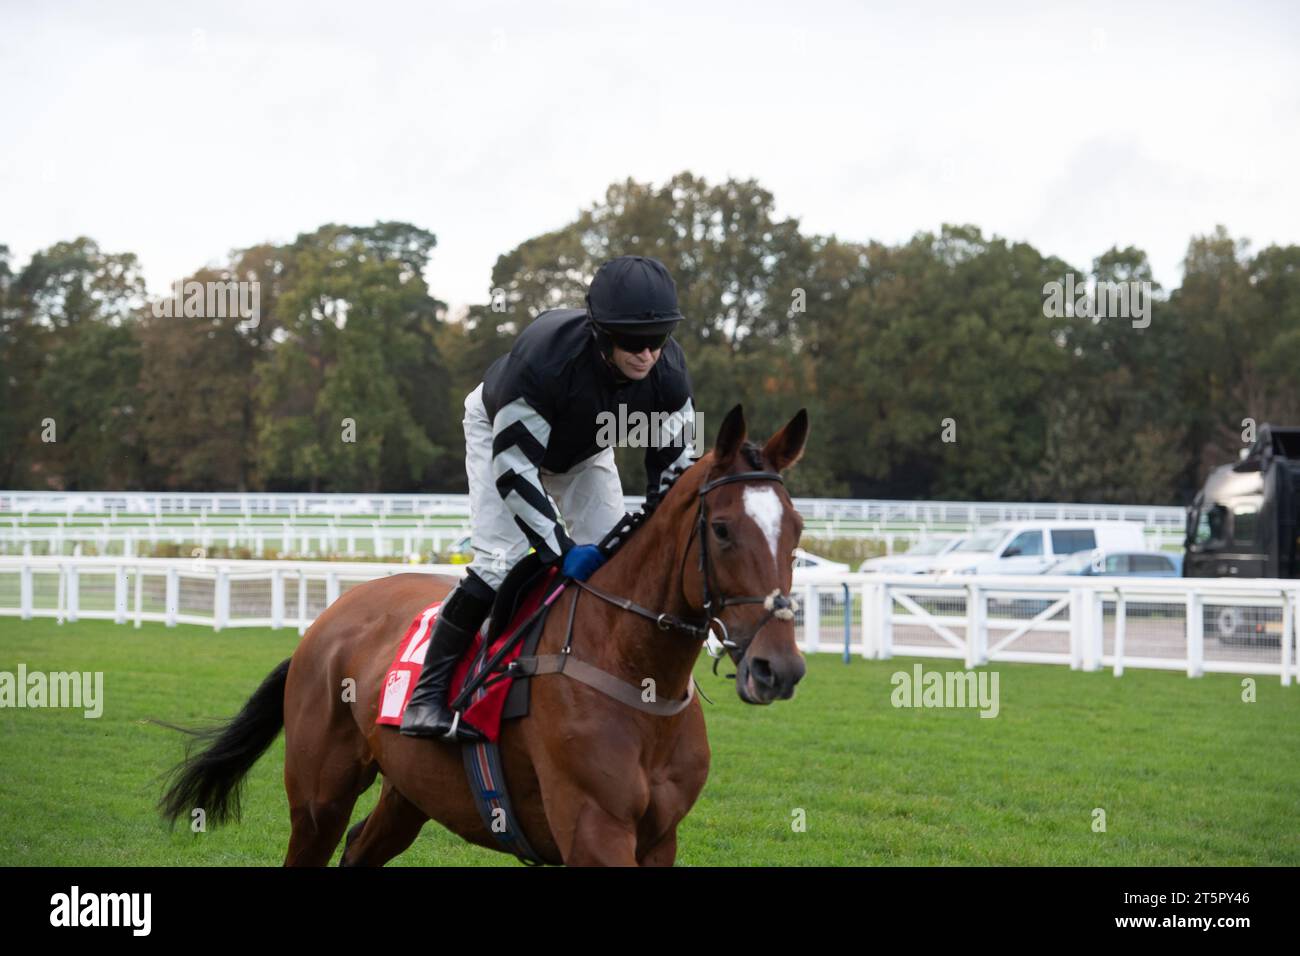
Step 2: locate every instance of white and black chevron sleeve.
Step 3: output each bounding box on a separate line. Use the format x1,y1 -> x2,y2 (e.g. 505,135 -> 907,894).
490,396 -> 574,563
645,395 -> 697,505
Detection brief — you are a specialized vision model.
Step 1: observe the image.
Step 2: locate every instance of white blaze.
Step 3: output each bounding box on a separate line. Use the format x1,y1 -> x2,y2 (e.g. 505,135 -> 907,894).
743,486 -> 784,565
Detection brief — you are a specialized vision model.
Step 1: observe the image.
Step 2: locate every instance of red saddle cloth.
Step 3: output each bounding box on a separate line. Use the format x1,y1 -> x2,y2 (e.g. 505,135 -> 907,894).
375,568 -> 562,742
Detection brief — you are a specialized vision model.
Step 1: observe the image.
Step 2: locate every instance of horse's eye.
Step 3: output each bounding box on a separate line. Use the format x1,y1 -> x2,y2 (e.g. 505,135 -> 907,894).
711,521 -> 730,542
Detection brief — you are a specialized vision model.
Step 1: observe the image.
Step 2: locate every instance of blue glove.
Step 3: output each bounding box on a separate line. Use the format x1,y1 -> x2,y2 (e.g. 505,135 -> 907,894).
561,544 -> 607,581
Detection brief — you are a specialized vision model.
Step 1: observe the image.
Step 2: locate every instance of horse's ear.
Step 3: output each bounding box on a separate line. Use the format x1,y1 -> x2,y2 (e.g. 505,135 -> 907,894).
763,408 -> 809,472
713,404 -> 747,465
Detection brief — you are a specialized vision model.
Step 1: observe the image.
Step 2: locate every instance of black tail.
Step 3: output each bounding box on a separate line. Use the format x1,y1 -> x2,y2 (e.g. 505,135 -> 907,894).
158,658 -> 291,830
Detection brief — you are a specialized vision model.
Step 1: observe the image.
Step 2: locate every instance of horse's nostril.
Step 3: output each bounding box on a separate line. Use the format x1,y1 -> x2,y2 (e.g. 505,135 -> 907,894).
749,657 -> 776,688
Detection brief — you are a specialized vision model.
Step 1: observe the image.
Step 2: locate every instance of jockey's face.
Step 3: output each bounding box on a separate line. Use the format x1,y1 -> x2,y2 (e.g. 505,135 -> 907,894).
610,343 -> 662,380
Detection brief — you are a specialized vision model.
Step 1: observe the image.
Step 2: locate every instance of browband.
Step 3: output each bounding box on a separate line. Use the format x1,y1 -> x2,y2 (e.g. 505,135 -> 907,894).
699,471 -> 785,495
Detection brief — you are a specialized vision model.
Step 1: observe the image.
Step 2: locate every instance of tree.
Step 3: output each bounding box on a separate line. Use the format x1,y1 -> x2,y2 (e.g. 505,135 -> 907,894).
252,223 -> 447,492
8,238 -> 146,489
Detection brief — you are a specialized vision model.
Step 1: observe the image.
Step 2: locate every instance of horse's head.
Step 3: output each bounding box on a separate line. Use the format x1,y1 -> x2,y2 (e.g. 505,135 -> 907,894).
685,404 -> 809,705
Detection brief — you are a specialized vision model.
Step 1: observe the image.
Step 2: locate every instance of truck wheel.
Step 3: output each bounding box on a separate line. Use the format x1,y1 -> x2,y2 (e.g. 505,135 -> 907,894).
1214,606 -> 1241,645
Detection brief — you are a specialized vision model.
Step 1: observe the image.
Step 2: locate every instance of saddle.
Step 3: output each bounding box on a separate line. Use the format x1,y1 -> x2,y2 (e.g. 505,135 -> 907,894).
448,553 -> 562,734
374,553 -> 562,739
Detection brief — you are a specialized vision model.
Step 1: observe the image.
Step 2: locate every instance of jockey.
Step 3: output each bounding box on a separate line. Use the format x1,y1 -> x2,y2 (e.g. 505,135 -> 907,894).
401,255 -> 696,740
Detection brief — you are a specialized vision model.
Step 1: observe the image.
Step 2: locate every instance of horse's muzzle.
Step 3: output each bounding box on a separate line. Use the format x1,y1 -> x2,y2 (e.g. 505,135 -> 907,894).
736,651 -> 806,704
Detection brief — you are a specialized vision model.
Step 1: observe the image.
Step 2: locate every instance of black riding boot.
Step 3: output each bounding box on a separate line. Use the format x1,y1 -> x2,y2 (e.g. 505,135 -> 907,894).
399,578 -> 494,741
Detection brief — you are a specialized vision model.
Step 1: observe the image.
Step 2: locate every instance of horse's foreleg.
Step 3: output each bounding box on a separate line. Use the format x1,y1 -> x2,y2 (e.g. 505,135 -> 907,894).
638,827 -> 678,867
561,800 -> 640,866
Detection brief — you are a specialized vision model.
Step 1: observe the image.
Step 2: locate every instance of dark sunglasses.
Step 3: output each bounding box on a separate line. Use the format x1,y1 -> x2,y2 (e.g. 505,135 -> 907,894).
606,329 -> 670,353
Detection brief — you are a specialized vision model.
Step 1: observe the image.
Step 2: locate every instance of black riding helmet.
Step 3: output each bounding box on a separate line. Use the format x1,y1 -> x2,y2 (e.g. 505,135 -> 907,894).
587,255 -> 684,356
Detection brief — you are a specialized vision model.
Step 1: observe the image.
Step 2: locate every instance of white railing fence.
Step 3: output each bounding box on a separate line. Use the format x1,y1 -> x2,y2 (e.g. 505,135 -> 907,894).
0,490 -> 1188,528
1,557 -> 1294,685
0,556 -> 465,634
0,522 -> 1187,558
793,570 -> 1297,685
0,524 -> 475,559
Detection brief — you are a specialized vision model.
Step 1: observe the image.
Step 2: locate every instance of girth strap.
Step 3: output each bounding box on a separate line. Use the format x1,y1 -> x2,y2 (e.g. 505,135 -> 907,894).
509,654 -> 696,716
461,739 -> 546,865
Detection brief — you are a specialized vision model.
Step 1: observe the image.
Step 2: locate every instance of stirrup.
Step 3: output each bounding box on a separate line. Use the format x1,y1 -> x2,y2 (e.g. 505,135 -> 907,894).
442,709 -> 484,743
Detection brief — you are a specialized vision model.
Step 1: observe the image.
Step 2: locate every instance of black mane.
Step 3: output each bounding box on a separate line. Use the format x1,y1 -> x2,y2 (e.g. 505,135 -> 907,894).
600,440 -> 769,559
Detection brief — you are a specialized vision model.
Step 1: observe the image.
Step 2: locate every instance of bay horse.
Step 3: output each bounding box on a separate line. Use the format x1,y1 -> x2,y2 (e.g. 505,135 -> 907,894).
159,404 -> 809,865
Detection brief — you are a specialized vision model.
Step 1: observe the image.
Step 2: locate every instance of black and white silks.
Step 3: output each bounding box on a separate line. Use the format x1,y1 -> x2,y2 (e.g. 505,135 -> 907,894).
479,308 -> 695,565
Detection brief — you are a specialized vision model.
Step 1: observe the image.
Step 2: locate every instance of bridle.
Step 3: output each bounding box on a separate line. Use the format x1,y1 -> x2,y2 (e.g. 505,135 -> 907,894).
452,467 -> 800,721
573,469 -> 799,666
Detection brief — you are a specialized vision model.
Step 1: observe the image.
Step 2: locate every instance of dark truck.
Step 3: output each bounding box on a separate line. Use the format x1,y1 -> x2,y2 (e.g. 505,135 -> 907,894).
1184,423 -> 1300,643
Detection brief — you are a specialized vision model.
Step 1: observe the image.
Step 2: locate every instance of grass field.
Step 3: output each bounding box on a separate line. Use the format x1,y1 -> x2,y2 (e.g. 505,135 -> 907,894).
1,616 -> 1297,866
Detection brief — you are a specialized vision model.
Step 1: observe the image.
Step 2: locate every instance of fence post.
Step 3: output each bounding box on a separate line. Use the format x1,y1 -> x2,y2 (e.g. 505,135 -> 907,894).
1095,589 -> 1106,670
326,571 -> 340,609
859,580 -> 876,659
1069,589 -> 1083,670
134,566 -> 143,628
1081,589 -> 1103,671
1185,591 -> 1204,678
842,582 -> 851,664
114,564 -> 127,624
214,567 -> 230,631
879,581 -> 894,659
1281,588 -> 1293,688
802,583 -> 820,653
271,569 -> 284,630
20,561 -> 32,620
165,568 -> 178,627
297,570 -> 308,636
1112,589 -> 1126,677
965,582 -> 985,668
67,564 -> 79,623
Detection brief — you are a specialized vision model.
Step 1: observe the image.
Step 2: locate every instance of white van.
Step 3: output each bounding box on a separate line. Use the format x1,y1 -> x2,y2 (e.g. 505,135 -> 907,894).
919,521 -> 1146,575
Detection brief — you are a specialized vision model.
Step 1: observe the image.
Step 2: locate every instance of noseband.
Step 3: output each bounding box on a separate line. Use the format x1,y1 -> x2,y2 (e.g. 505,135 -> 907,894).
573,469 -> 799,663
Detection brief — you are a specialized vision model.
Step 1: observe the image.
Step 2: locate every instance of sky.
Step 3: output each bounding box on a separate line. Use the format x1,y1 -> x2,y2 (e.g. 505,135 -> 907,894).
2,0 -> 1298,318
